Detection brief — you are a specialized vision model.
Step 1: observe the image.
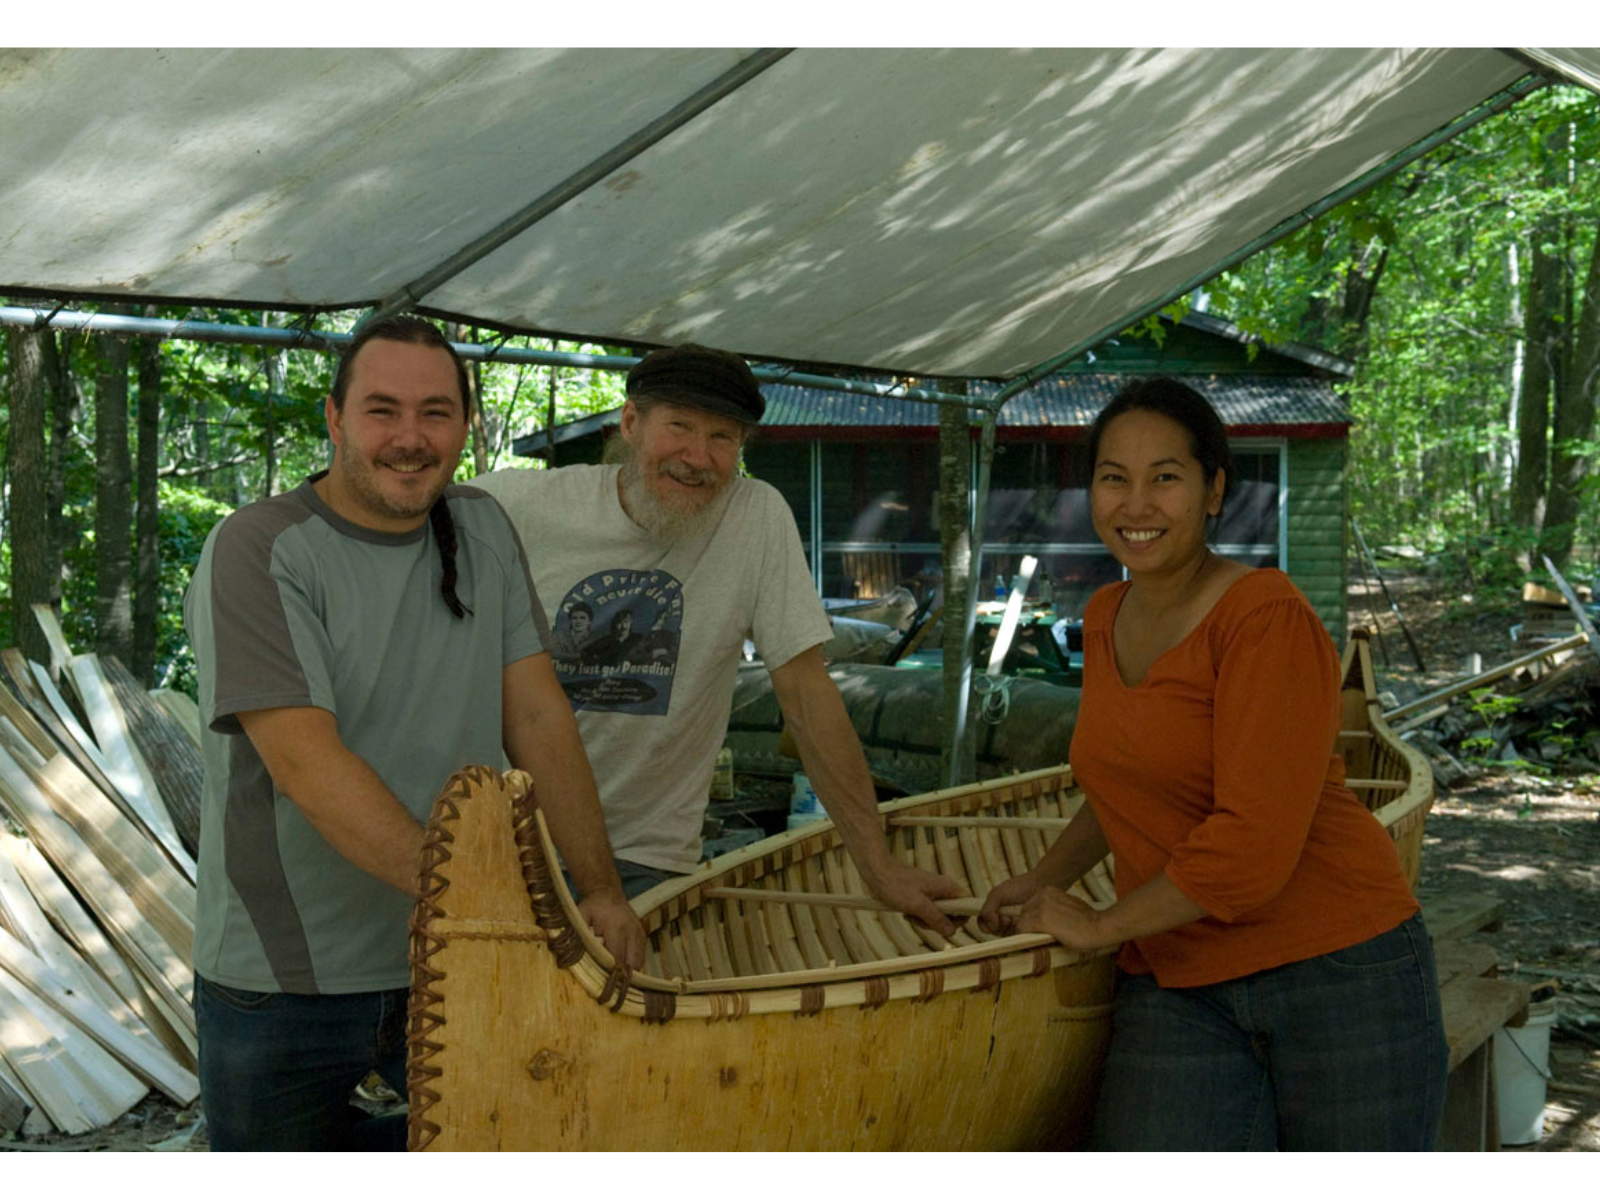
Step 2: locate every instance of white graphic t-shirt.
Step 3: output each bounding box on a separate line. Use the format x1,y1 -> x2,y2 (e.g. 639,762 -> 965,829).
475,464 -> 833,872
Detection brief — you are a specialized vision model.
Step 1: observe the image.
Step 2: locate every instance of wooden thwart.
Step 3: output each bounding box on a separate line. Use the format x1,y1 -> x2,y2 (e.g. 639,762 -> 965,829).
703,885 -> 1012,920
889,815 -> 1071,831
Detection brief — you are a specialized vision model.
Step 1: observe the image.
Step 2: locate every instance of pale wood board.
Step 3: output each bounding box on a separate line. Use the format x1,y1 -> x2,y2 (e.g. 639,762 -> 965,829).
0,742 -> 196,1030
28,661 -> 112,781
0,966 -> 145,1132
0,1054 -> 31,1133
4,652 -> 150,838
0,670 -> 60,761
0,1052 -> 53,1136
13,745 -> 196,961
0,926 -> 199,1104
64,654 -> 196,880
0,834 -> 133,1022
0,1028 -> 81,1135
100,656 -> 202,856
29,604 -> 76,680
5,832 -> 196,1067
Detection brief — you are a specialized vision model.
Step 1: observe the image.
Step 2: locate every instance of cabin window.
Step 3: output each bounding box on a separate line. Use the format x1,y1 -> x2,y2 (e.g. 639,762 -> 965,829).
745,438 -> 1286,612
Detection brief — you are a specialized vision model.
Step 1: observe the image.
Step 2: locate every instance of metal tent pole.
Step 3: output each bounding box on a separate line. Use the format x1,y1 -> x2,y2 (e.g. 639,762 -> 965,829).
0,305 -> 984,409
947,405 -> 1000,786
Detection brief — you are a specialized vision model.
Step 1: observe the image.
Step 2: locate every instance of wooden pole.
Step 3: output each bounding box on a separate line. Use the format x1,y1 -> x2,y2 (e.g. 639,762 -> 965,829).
703,887 -> 1010,920
1351,520 -> 1426,671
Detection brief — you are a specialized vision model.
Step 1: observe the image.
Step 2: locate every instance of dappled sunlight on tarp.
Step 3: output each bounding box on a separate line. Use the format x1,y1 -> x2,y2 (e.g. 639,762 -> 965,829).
0,47 -> 1538,377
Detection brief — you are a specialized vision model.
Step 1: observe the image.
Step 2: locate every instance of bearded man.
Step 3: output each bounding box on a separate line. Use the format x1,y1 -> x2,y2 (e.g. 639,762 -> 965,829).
184,316 -> 643,1150
475,343 -> 960,928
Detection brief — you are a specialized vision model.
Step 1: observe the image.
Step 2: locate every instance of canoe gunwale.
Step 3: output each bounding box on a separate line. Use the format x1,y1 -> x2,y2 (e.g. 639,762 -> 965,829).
407,763 -> 1110,1022
518,767 -> 1112,1009
1341,630 -> 1435,888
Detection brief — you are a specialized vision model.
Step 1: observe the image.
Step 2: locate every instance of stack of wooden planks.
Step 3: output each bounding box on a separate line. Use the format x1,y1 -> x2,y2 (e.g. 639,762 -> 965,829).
0,605 -> 202,1136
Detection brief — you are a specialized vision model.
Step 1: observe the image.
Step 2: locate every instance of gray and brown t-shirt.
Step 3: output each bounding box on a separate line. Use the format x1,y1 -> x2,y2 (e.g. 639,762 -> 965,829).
183,476 -> 548,994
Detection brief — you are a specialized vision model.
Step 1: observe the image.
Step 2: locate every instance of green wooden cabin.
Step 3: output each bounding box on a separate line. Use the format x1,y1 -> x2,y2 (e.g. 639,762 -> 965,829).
513,312 -> 1353,639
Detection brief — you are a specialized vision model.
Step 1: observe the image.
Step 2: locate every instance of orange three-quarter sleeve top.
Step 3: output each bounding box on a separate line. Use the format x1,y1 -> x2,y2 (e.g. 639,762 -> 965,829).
1069,569 -> 1419,988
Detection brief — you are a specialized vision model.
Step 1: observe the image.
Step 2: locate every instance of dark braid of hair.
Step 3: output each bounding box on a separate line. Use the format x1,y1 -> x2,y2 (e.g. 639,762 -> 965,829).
428,496 -> 473,620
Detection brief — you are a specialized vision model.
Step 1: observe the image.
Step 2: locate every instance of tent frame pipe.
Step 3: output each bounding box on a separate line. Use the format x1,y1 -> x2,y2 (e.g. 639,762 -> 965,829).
946,408 -> 999,786
364,49 -> 794,325
991,72 -> 1549,404
0,305 -> 986,410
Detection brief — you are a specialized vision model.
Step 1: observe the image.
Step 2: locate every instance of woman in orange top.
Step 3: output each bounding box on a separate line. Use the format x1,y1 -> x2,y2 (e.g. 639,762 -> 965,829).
980,378 -> 1447,1150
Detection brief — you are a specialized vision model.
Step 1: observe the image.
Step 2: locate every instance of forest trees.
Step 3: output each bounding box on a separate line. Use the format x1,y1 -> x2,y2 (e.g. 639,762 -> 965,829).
1205,84 -> 1600,579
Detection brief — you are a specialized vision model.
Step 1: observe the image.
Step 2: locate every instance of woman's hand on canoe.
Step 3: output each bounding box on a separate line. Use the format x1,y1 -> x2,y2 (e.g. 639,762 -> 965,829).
1016,886 -> 1108,953
579,889 -> 647,969
979,871 -> 1044,935
859,858 -> 964,938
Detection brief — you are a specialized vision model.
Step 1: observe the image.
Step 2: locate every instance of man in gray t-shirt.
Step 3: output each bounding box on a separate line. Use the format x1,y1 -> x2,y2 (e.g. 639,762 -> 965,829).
477,343 -> 962,932
184,317 -> 643,1151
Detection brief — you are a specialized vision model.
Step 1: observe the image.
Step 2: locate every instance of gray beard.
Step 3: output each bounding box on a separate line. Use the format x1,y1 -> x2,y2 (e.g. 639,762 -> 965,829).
615,449 -> 726,544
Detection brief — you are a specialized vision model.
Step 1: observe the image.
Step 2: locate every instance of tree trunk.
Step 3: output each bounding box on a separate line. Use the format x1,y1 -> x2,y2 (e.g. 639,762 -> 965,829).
262,335 -> 282,499
133,317 -> 163,684
1339,238 -> 1389,358
4,328 -> 59,670
1511,233 -> 1560,554
546,362 -> 560,469
1544,228 -> 1600,568
45,332 -> 75,627
938,392 -> 974,785
1503,244 -> 1525,501
1512,126 -> 1571,566
94,322 -> 135,664
446,322 -> 489,476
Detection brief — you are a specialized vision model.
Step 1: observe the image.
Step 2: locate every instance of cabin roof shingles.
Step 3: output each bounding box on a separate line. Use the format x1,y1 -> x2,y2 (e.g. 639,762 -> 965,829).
761,374 -> 1350,431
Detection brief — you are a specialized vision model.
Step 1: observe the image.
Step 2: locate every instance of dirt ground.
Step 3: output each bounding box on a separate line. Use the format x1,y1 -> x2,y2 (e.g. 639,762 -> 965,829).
1354,559 -> 1600,1152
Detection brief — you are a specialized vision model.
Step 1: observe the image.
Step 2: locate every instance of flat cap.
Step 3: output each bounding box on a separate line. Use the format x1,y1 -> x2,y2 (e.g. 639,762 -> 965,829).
625,343 -> 765,423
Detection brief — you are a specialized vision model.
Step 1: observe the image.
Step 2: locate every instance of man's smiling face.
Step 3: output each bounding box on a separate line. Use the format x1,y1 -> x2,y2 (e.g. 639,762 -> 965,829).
323,338 -> 468,532
615,398 -> 746,541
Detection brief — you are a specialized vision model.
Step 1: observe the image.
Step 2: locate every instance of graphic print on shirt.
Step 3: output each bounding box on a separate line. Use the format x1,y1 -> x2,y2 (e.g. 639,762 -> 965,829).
550,569 -> 683,715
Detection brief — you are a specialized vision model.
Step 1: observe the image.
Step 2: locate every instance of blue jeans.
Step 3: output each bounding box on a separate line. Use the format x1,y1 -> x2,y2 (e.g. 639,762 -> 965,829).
1091,912 -> 1448,1150
196,975 -> 409,1151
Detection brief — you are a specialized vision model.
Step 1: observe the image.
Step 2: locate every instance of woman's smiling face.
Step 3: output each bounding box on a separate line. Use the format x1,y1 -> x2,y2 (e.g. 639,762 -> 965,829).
1089,408 -> 1226,580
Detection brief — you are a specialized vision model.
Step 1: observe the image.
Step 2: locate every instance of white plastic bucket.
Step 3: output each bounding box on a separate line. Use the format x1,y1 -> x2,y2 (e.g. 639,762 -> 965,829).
1495,999 -> 1557,1145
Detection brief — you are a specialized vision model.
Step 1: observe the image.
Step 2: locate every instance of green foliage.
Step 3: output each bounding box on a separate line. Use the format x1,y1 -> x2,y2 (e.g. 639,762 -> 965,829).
1462,686 -> 1540,775
1198,84 -> 1600,567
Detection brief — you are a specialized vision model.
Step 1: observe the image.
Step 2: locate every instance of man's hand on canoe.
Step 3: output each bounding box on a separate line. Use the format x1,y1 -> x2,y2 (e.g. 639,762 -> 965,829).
579,888 -> 647,970
859,858 -> 964,939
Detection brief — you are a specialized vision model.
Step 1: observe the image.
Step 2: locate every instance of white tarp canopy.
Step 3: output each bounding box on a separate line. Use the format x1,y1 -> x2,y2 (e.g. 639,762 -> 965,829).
1,47 -> 1593,380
